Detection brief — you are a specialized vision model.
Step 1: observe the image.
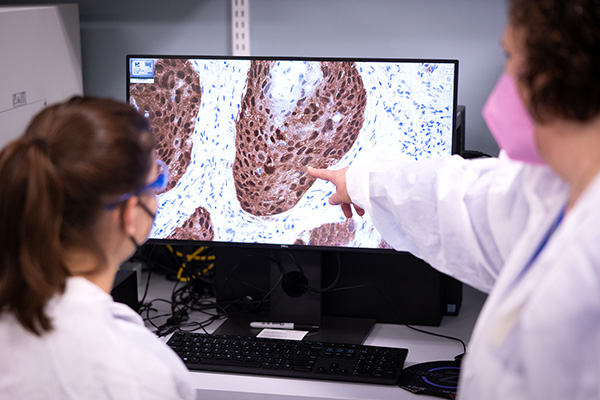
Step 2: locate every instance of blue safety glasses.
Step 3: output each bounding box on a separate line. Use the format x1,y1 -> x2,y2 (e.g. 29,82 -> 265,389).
106,159 -> 169,210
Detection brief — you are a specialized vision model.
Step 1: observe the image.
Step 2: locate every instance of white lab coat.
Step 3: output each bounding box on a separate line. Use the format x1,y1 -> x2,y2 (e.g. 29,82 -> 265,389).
347,151 -> 600,400
0,277 -> 196,400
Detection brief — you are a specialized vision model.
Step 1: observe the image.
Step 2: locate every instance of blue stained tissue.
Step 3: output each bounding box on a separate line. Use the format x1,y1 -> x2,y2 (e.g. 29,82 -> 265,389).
149,59 -> 455,252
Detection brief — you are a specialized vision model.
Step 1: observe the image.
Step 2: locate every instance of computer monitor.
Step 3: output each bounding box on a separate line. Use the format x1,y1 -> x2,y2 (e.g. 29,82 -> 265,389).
127,55 -> 460,332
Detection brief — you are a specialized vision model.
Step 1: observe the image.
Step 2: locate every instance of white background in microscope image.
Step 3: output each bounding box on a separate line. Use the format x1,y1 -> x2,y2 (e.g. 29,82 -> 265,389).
151,59 -> 454,250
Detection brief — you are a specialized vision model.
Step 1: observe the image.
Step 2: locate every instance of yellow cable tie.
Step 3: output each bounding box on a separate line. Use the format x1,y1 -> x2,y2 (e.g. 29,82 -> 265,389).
176,267 -> 190,282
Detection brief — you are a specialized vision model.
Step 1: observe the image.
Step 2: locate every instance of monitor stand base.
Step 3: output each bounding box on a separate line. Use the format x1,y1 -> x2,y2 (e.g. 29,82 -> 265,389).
214,313 -> 376,345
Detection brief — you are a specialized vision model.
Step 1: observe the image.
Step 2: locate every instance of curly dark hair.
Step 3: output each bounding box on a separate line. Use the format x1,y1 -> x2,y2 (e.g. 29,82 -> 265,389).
509,0 -> 600,123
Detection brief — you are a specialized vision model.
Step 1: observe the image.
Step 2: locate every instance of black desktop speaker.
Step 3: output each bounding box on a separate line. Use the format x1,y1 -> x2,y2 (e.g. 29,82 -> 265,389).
111,268 -> 140,313
454,105 -> 466,156
441,272 -> 462,316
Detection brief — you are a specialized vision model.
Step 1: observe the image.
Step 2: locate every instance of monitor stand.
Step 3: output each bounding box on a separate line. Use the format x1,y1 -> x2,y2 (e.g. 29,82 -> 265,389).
215,249 -> 376,344
214,312 -> 376,345
269,249 -> 322,328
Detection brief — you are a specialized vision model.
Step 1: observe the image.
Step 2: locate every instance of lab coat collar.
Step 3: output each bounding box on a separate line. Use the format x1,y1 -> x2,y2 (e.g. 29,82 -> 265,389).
46,276 -> 111,311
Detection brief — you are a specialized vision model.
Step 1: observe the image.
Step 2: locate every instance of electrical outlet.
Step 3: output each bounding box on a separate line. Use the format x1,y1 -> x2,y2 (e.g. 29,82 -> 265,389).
13,91 -> 27,108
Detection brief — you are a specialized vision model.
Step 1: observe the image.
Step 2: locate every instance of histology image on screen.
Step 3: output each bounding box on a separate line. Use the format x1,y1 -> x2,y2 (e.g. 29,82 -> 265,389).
129,57 -> 456,250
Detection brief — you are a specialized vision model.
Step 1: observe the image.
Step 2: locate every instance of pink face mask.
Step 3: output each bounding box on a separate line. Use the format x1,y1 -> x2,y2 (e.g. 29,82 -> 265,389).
482,72 -> 545,165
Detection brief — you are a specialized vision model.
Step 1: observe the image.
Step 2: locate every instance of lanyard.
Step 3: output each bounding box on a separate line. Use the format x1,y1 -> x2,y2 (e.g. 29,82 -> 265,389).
511,205 -> 566,287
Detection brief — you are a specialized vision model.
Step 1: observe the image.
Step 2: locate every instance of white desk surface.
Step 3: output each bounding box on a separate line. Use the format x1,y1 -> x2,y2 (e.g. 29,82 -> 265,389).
139,270 -> 487,400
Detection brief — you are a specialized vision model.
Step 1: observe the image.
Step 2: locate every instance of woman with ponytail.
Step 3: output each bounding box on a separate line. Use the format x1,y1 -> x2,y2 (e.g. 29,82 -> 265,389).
0,97 -> 195,399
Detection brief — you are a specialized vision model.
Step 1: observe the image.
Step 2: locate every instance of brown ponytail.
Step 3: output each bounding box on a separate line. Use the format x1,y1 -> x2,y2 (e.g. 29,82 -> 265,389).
0,97 -> 154,335
0,137 -> 65,333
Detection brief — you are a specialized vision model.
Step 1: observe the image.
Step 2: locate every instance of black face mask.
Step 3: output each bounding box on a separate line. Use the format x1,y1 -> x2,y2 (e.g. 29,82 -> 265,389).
129,198 -> 156,252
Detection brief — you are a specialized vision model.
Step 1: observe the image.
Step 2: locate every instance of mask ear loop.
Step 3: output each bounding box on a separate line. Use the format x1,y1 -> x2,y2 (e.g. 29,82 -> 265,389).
116,196 -> 155,253
129,235 -> 143,253
129,196 -> 157,252
136,198 -> 156,220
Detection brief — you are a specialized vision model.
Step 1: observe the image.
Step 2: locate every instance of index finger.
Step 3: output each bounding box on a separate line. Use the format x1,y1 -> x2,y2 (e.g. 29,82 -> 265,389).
307,166 -> 335,182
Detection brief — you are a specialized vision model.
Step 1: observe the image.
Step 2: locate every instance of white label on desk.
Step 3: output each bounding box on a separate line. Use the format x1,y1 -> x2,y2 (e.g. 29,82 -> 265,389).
256,328 -> 308,340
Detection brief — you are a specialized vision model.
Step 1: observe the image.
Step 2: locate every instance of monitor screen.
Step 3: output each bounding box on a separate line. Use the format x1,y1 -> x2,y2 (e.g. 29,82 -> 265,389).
127,55 -> 458,252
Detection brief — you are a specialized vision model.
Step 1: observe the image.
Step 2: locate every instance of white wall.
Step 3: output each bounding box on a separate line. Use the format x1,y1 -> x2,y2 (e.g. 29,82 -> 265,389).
0,4 -> 83,148
246,0 -> 507,155
2,0 -> 507,155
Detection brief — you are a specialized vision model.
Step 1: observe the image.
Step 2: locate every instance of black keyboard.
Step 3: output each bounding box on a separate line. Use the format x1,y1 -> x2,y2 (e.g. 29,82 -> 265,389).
167,332 -> 408,385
